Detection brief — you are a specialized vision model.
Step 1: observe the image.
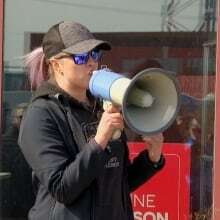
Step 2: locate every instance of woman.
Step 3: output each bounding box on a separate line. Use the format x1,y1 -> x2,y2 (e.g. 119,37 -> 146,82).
18,21 -> 165,220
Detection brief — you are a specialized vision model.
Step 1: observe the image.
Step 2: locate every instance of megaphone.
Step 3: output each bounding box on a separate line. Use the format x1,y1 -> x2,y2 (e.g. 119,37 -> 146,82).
89,68 -> 181,136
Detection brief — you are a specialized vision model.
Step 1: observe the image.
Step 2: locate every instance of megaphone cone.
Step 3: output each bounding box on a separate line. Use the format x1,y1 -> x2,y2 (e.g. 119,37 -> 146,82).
89,68 -> 181,136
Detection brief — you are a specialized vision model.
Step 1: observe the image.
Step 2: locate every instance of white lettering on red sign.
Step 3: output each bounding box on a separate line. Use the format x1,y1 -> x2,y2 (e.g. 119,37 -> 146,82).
131,194 -> 156,208
134,211 -> 169,220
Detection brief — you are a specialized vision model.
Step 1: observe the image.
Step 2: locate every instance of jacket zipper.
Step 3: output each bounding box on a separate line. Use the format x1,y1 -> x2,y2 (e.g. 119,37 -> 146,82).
91,183 -> 96,220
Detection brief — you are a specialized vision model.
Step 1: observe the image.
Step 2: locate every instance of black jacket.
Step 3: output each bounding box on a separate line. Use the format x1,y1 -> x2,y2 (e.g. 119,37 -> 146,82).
18,81 -> 165,220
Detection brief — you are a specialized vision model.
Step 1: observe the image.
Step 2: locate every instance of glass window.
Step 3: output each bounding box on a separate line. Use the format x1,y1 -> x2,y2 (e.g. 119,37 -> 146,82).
1,0 -> 217,219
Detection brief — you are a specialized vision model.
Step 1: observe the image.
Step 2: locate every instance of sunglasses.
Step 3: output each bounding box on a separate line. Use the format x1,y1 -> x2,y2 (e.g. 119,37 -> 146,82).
71,49 -> 103,65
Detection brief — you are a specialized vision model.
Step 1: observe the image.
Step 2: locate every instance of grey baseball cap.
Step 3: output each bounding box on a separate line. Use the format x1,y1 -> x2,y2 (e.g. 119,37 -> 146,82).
42,21 -> 111,59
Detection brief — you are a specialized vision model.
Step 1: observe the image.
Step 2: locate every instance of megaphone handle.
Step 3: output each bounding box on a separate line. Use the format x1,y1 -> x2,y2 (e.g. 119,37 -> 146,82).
103,100 -> 122,140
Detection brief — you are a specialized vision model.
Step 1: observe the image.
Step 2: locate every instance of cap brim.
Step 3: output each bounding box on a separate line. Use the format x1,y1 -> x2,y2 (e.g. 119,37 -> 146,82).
62,39 -> 111,54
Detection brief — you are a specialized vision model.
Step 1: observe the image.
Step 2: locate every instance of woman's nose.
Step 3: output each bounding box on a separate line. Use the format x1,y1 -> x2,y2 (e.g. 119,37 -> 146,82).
87,56 -> 98,67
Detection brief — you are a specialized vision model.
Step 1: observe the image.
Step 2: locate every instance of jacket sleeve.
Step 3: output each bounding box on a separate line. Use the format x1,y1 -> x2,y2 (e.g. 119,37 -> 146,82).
18,104 -> 111,205
123,138 -> 165,192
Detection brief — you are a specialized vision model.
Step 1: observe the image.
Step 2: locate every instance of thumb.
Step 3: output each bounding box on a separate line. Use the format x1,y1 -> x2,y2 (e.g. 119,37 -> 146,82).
103,101 -> 120,113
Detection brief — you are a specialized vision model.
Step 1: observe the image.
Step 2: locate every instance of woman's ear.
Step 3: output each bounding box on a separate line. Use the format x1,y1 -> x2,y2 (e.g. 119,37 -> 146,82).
50,59 -> 64,75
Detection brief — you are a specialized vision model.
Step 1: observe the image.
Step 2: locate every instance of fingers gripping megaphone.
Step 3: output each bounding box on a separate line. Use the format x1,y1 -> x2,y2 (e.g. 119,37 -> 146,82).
89,68 -> 181,139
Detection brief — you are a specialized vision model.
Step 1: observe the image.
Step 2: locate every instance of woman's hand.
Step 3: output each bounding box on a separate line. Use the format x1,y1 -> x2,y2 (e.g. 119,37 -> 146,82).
94,104 -> 124,150
142,133 -> 164,163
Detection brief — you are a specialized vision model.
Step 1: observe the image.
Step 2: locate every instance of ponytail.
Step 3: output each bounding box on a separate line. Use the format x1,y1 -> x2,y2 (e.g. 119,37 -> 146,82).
24,47 -> 49,90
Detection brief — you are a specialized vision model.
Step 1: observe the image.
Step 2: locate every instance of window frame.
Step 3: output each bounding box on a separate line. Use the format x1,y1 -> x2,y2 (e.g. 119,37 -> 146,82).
212,3 -> 220,219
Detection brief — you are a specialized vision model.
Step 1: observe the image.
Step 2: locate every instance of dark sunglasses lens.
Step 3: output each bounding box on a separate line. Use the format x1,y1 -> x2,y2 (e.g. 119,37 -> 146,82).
91,50 -> 102,62
72,50 -> 102,65
73,54 -> 89,65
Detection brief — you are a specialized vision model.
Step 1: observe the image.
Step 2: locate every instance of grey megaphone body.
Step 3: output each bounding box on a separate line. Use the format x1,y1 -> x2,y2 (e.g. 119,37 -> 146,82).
89,68 -> 181,136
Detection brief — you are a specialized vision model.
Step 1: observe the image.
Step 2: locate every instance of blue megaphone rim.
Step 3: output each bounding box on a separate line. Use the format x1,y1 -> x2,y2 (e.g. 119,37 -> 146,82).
122,68 -> 182,135
89,69 -> 124,100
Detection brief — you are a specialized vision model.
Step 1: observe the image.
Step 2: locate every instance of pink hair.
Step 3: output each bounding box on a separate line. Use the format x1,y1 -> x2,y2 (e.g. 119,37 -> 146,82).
24,47 -> 49,90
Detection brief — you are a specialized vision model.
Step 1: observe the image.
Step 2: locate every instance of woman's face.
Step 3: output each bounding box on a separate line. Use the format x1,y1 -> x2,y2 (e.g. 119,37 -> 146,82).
54,53 -> 99,92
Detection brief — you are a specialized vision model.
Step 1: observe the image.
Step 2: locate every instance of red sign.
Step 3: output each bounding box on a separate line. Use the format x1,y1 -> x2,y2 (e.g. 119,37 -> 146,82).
128,142 -> 191,220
